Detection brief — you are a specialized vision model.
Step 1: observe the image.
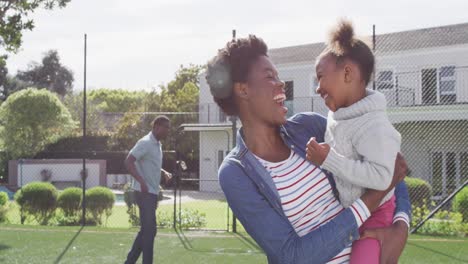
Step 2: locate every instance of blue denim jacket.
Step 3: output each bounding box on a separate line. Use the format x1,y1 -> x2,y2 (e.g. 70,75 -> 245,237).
218,112 -> 411,264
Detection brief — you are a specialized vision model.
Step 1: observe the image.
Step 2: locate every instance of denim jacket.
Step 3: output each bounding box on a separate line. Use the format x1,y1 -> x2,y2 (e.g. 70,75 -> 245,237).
218,112 -> 411,264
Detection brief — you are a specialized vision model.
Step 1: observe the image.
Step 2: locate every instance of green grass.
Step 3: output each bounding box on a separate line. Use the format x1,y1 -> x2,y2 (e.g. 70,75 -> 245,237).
4,199 -> 240,231
401,235 -> 468,263
0,224 -> 265,264
0,224 -> 466,264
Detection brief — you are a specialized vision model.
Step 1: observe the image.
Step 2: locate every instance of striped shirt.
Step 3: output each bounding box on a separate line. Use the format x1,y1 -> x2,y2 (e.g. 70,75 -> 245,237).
255,150 -> 370,264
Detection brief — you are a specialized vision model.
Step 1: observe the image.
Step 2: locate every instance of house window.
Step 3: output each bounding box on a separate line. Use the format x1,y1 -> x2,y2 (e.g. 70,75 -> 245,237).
422,66 -> 456,104
431,151 -> 466,199
284,81 -> 294,117
219,108 -> 227,122
439,66 -> 456,103
285,81 -> 294,100
377,71 -> 394,90
217,150 -> 225,169
313,77 -> 319,93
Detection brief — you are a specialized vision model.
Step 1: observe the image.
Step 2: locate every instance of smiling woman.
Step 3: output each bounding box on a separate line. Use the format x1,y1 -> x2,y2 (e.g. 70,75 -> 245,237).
205,35 -> 411,264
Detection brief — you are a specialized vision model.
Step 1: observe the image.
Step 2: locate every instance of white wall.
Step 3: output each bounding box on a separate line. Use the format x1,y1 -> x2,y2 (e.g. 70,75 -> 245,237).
18,163 -> 101,189
376,44 -> 468,105
199,131 -> 232,193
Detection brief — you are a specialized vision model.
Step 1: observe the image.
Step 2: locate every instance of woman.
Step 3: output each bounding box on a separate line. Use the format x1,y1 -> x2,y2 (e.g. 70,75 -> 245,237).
206,35 -> 411,264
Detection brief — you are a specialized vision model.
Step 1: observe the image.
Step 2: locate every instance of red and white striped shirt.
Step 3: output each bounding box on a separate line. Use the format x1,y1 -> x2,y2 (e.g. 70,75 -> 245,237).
256,150 -> 370,264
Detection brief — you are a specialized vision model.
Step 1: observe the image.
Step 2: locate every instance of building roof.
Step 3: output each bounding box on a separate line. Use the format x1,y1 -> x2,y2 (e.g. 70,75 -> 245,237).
269,22 -> 468,65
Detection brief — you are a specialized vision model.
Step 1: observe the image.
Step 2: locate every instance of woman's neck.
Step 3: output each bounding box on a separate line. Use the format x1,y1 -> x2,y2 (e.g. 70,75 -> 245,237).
241,119 -> 289,162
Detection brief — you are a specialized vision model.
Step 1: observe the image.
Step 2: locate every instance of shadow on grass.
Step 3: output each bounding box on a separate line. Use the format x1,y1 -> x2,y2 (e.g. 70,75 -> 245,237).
0,244 -> 11,251
54,226 -> 84,264
174,228 -> 263,254
234,232 -> 262,252
407,241 -> 467,263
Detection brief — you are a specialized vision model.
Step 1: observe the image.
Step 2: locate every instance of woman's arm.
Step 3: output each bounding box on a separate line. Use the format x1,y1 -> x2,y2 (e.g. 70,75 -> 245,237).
361,154 -> 411,264
220,160 -> 376,264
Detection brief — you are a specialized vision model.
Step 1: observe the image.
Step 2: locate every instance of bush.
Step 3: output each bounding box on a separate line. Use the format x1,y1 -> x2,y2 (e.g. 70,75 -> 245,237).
124,187 -> 165,227
0,191 -> 9,223
85,186 -> 115,225
453,186 -> 468,223
405,177 -> 432,207
14,182 -> 58,225
173,208 -> 207,229
0,191 -> 8,206
57,187 -> 82,225
416,210 -> 466,237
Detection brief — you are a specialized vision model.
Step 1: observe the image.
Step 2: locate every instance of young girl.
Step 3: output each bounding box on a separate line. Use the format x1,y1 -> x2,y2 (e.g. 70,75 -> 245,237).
306,19 -> 402,263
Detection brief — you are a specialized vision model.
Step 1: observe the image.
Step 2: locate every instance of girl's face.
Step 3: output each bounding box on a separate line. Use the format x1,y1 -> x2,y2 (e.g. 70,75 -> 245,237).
315,54 -> 349,112
244,55 -> 287,125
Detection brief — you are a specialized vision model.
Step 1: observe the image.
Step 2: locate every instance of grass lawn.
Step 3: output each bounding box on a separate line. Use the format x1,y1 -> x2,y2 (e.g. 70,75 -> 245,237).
0,224 -> 466,264
5,199 -> 243,231
0,224 -> 265,264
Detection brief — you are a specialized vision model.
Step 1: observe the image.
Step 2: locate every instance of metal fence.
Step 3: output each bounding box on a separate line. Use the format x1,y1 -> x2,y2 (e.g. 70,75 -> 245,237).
1,22 -> 468,237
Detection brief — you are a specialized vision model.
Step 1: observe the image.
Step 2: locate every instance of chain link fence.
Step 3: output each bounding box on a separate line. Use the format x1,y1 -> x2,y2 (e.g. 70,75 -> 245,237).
1,22 -> 467,237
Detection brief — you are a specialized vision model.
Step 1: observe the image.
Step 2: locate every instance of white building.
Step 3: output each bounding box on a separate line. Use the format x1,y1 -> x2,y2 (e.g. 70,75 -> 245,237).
195,22 -> 468,198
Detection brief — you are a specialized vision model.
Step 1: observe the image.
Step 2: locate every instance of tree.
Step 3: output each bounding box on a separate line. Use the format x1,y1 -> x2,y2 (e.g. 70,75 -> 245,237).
88,89 -> 147,113
110,112 -> 151,151
63,92 -> 107,135
0,88 -> 76,158
0,0 -> 70,53
17,50 -> 74,96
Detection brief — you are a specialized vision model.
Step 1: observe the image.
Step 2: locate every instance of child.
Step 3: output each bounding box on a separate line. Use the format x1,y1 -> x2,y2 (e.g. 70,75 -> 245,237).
306,19 -> 401,263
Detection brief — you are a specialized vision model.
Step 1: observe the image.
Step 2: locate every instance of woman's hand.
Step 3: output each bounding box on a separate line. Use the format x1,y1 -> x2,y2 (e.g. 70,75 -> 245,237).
360,221 -> 409,264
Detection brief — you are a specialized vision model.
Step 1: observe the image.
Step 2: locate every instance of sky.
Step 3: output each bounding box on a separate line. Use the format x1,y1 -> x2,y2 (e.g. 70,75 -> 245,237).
5,0 -> 468,92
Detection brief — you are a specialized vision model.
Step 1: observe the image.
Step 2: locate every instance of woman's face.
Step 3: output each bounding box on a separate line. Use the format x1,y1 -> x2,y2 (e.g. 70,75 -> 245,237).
244,55 -> 287,125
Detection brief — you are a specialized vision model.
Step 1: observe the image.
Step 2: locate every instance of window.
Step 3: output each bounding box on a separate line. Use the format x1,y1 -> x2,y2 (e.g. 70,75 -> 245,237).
284,81 -> 294,118
431,151 -> 466,199
439,66 -> 456,103
422,66 -> 457,104
377,71 -> 394,90
217,150 -> 225,169
219,108 -> 227,122
285,81 -> 294,100
432,152 -> 443,197
312,77 -> 319,93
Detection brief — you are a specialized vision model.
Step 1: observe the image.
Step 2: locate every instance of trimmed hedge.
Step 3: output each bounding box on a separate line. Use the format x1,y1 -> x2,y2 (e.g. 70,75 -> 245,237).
0,191 -> 8,223
57,187 -> 82,218
14,182 -> 58,225
0,191 -> 8,206
405,177 -> 432,207
85,186 -> 115,225
453,186 -> 468,223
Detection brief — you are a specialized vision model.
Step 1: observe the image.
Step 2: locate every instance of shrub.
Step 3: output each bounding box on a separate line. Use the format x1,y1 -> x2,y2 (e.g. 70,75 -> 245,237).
176,208 -> 207,229
57,187 -> 82,224
405,177 -> 432,207
416,210 -> 466,237
124,186 -> 164,227
453,186 -> 468,223
124,188 -> 139,227
0,191 -> 9,223
85,186 -> 114,225
0,191 -> 8,206
14,182 -> 58,225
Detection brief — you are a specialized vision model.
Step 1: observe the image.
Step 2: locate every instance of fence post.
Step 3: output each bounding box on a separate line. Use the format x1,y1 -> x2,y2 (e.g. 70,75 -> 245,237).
372,24 -> 376,91
230,116 -> 238,233
82,33 -> 87,227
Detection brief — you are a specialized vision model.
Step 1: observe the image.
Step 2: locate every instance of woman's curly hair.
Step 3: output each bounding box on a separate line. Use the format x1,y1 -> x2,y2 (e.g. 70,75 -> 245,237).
206,35 -> 268,115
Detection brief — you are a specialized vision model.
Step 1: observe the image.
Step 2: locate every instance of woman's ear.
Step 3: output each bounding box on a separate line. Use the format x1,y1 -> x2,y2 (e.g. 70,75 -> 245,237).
233,82 -> 249,99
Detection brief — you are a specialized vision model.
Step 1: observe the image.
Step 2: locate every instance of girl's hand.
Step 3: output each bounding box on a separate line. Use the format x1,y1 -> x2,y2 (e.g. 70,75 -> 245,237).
306,137 -> 330,166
